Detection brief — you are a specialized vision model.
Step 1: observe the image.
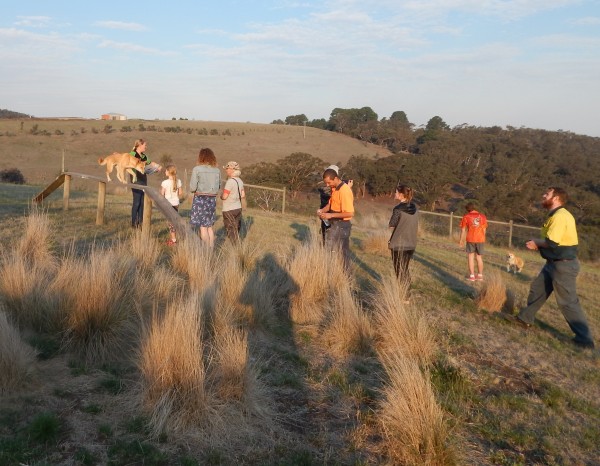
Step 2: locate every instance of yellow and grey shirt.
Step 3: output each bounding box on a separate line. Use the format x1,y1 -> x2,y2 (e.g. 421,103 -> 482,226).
541,206 -> 578,261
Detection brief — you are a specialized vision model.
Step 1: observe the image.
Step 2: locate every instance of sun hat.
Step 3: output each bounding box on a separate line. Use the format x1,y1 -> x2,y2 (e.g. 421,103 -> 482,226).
223,161 -> 240,170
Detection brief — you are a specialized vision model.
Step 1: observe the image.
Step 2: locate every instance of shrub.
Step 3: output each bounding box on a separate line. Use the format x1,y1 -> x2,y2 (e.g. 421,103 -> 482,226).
0,168 -> 26,184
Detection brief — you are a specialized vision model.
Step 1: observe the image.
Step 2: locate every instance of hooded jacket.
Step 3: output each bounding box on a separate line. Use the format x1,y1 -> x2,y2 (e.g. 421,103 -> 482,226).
388,201 -> 418,251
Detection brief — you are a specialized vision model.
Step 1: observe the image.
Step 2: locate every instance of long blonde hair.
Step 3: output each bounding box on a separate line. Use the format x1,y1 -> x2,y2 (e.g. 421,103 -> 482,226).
165,165 -> 178,192
132,138 -> 146,152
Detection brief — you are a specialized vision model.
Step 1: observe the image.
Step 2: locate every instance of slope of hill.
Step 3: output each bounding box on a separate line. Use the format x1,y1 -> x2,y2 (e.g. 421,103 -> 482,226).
0,183 -> 598,465
0,119 -> 391,189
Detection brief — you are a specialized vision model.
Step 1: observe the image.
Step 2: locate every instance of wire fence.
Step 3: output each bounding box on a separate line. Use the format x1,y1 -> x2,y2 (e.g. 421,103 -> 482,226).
418,211 -> 539,250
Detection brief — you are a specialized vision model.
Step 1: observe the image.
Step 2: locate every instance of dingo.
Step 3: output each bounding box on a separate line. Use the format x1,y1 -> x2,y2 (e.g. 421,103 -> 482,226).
98,152 -> 146,184
506,252 -> 525,273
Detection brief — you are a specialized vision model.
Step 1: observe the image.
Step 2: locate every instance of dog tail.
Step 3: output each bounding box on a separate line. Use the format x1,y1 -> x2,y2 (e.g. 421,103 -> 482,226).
98,157 -> 105,165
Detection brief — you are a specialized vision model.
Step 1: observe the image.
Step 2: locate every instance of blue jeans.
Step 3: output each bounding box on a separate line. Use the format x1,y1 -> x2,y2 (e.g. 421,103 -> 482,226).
131,188 -> 144,228
519,259 -> 594,346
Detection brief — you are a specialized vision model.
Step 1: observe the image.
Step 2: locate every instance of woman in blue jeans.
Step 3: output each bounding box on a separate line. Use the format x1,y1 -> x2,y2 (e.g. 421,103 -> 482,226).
129,139 -> 162,228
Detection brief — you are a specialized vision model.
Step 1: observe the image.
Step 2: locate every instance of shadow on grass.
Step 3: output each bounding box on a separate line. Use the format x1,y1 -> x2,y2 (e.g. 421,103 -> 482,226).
413,253 -> 476,296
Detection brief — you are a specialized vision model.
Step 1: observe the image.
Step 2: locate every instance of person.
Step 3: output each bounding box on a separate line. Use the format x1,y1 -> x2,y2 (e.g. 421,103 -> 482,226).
388,184 -> 419,301
508,187 -> 595,349
317,165 -> 353,244
317,168 -> 354,271
189,148 -> 221,247
458,202 -> 488,281
129,139 -> 162,228
160,164 -> 183,246
221,161 -> 246,243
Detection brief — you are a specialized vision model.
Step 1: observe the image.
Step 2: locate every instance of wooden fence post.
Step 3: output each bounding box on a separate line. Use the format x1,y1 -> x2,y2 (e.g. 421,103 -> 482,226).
142,192 -> 152,235
63,174 -> 71,211
96,182 -> 106,225
508,220 -> 514,248
449,211 -> 454,239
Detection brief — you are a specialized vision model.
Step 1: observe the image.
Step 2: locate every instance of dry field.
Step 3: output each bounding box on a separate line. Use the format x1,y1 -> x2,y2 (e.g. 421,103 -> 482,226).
0,181 -> 598,465
0,118 -> 391,192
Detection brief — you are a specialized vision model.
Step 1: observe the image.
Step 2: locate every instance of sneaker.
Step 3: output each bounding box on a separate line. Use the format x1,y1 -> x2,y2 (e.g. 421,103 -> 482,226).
477,274 -> 484,281
467,274 -> 477,282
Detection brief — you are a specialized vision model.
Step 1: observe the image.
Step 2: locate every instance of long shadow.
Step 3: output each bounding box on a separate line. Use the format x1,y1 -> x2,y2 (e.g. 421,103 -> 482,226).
240,253 -> 314,434
413,253 -> 476,296
290,222 -> 310,242
349,238 -> 382,282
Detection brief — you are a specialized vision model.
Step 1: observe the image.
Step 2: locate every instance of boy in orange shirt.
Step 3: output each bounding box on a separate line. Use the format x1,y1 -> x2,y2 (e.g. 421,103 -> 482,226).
458,202 -> 488,281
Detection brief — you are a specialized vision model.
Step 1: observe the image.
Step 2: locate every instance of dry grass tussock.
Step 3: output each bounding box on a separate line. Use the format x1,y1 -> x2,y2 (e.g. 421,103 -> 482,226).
0,249 -> 57,331
0,208 -> 58,331
361,230 -> 389,256
378,352 -> 453,466
213,240 -> 274,328
52,246 -> 141,365
287,229 -> 350,324
170,237 -> 216,291
0,309 -> 38,393
119,229 -> 161,272
354,211 -> 389,230
139,293 -> 214,437
18,206 -> 56,268
475,271 -> 509,313
321,286 -> 373,357
373,275 -> 437,368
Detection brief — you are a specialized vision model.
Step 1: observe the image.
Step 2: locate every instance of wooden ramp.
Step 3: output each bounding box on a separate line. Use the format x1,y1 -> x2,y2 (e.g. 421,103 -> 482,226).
33,171 -> 194,240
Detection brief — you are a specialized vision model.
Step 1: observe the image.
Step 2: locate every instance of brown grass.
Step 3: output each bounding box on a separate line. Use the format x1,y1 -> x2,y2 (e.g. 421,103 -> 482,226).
0,308 -> 38,393
287,229 -> 349,324
361,230 -> 389,256
373,275 -> 437,368
321,286 -> 374,357
17,206 -> 56,268
120,229 -> 161,272
0,250 -> 58,331
378,352 -> 453,466
170,236 -> 216,292
138,293 -> 214,436
52,246 -> 140,365
475,271 -> 507,313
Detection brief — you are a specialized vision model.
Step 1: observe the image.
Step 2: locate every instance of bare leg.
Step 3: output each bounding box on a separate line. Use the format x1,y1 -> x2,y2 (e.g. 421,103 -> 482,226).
467,253 -> 476,276
476,254 -> 484,275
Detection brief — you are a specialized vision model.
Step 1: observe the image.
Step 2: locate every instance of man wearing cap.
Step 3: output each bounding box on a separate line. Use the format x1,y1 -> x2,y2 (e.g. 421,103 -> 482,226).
317,168 -> 354,271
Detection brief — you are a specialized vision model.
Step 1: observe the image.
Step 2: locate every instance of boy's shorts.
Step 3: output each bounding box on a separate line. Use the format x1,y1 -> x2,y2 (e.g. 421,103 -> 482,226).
466,242 -> 484,255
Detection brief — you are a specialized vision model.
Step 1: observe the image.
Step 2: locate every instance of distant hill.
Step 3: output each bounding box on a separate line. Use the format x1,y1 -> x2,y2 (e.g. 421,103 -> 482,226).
0,108 -> 31,119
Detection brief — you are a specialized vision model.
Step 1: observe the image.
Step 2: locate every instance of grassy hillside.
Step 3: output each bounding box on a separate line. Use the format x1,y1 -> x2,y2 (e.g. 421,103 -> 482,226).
0,119 -> 390,192
0,183 -> 598,465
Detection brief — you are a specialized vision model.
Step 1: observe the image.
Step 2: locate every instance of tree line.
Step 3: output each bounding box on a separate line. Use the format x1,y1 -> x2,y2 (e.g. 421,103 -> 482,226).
261,109 -> 600,259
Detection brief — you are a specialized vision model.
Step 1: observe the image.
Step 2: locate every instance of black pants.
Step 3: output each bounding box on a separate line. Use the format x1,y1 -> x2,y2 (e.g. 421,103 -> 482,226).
131,188 -> 144,228
325,220 -> 352,271
391,249 -> 415,294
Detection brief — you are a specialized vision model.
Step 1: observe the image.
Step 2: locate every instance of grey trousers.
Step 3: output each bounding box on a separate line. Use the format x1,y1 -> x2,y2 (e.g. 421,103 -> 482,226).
325,220 -> 352,271
518,259 -> 594,345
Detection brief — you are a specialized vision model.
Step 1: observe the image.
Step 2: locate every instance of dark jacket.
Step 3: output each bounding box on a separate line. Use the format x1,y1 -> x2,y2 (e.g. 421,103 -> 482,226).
388,201 -> 418,251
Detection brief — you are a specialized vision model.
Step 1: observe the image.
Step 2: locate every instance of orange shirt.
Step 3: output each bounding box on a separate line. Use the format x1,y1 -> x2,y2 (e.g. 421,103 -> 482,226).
460,210 -> 488,243
329,182 -> 354,221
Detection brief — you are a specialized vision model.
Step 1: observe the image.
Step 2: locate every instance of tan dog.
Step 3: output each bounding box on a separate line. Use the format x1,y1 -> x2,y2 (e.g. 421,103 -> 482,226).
506,252 -> 525,273
98,153 -> 146,184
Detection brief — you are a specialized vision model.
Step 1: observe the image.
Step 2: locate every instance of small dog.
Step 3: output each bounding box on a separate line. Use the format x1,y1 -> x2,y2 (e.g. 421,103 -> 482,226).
98,152 -> 146,184
506,252 -> 525,273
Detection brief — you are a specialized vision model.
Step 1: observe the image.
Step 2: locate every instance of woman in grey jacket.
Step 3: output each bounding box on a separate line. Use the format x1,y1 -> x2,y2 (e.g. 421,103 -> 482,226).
388,184 -> 419,300
189,148 -> 221,247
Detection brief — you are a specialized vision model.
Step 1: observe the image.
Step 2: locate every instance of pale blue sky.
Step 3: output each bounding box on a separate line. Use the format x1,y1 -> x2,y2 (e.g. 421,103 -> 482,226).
1,0 -> 599,136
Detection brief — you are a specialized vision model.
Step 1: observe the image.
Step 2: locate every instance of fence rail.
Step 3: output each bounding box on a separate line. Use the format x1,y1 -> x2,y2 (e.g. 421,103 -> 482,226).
419,210 -> 538,249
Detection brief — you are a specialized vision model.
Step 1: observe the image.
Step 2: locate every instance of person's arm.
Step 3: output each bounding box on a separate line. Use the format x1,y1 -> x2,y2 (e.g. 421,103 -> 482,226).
526,238 -> 550,250
221,189 -> 230,200
160,185 -> 166,196
459,227 -> 467,247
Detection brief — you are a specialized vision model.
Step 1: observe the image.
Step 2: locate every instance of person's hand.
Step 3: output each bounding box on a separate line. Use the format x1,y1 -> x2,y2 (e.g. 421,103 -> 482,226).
347,179 -> 354,189
525,239 -> 538,250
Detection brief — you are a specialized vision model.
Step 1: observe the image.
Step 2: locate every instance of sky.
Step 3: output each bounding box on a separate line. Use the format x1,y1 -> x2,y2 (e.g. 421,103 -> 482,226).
1,0 -> 600,136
